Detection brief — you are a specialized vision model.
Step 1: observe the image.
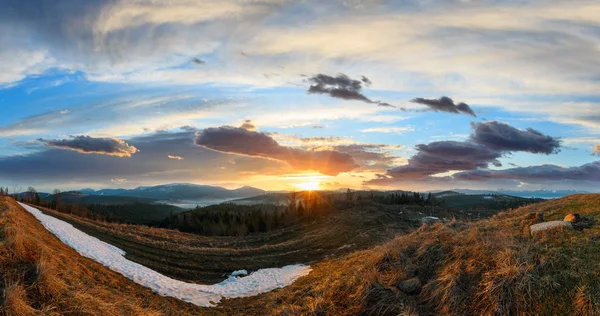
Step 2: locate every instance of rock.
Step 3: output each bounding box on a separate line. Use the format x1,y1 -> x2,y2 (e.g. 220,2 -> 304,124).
404,264 -> 418,277
396,277 -> 422,294
530,220 -> 572,236
564,213 -> 581,223
572,217 -> 594,230
421,216 -> 441,225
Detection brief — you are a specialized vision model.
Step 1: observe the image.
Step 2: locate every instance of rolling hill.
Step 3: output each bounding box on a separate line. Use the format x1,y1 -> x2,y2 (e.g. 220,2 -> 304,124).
220,194 -> 600,315
43,191 -> 161,205
6,193 -> 600,315
80,183 -> 266,201
0,197 -> 207,315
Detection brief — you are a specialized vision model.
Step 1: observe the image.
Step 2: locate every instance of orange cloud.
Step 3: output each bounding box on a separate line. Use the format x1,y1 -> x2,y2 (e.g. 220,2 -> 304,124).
195,126 -> 358,176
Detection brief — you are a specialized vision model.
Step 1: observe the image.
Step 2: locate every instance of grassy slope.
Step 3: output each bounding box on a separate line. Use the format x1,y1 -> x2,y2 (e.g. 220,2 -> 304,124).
30,202 -> 417,284
220,194 -> 600,315
6,194 -> 599,315
0,197 -> 213,316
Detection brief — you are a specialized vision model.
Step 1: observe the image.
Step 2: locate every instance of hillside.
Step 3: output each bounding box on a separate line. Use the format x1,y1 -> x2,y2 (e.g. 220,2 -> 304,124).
0,197 -> 208,315
5,194 -> 598,315
30,200 -> 421,284
220,194 -> 600,315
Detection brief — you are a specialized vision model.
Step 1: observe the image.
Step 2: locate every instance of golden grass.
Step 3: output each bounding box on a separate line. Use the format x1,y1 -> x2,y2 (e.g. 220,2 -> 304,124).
0,197 -> 215,315
4,194 -> 600,315
220,194 -> 600,315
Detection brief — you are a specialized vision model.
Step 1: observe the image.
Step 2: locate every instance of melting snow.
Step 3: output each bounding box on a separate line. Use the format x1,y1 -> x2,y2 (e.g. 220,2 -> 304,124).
230,270 -> 248,277
19,203 -> 311,307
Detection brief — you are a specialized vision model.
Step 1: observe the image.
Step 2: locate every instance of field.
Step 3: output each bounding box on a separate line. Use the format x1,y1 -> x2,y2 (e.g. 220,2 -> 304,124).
32,201 -> 420,284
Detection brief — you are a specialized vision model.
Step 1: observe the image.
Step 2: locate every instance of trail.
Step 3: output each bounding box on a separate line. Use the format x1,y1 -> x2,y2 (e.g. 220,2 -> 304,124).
18,202 -> 310,307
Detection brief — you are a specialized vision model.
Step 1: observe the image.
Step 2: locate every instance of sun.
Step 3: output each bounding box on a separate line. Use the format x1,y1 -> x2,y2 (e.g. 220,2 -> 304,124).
295,181 -> 321,191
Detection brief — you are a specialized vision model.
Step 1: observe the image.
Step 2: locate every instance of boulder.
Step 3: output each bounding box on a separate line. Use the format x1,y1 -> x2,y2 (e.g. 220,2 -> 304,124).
564,213 -> 581,223
396,277 -> 422,294
530,220 -> 572,236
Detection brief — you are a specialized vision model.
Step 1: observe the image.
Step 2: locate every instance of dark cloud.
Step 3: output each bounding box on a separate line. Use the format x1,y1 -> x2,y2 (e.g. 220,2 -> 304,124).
240,120 -> 257,131
471,121 -> 561,154
383,141 -> 501,180
191,57 -> 205,65
360,75 -> 372,85
39,135 -> 139,157
452,161 -> 600,182
0,130 -> 288,187
410,96 -> 476,116
366,120 -> 564,184
307,73 -> 394,107
195,126 -> 358,175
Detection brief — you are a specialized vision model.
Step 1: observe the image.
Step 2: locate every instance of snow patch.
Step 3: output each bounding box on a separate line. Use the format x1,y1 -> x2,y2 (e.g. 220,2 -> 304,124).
19,203 -> 310,307
337,244 -> 354,250
230,270 -> 248,277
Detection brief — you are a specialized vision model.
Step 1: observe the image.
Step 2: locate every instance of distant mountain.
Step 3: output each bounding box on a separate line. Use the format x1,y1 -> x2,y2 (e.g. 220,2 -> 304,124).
43,191 -> 160,205
80,183 -> 266,201
449,189 -> 589,199
15,192 -> 51,199
432,190 -> 463,198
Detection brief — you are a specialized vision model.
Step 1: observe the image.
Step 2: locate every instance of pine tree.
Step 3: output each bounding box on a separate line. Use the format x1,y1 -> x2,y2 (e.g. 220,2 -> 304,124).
297,201 -> 305,217
34,192 -> 41,205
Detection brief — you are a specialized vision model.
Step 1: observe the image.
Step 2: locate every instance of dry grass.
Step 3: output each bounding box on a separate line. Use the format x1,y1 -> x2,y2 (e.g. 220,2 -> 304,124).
220,194 -> 600,315
0,197 -> 216,315
4,194 -> 600,315
29,202 -> 415,284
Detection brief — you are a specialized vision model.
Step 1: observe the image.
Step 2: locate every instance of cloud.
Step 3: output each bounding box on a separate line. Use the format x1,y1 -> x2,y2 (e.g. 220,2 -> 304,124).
39,135 -> 139,157
191,57 -> 205,65
268,133 -> 358,147
240,120 -> 257,131
266,132 -> 404,171
410,96 -> 476,116
0,130 -> 290,189
0,93 -> 222,138
452,161 -> 600,182
471,121 -> 561,154
195,126 -> 358,175
593,145 -> 600,156
330,144 -> 406,171
307,73 -> 394,107
110,178 -> 126,183
360,127 -> 414,134
360,75 -> 372,85
367,121 -> 562,183
168,155 -> 184,160
380,141 -> 502,180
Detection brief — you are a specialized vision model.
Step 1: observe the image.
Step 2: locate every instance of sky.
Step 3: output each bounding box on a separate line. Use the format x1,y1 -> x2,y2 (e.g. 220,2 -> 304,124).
0,0 -> 599,192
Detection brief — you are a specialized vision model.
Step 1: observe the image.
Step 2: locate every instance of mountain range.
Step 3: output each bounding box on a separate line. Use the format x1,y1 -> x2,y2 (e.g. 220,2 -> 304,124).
78,183 -> 266,201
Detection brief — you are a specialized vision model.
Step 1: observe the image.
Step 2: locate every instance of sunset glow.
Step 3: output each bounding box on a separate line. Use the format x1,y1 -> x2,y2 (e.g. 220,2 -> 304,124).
295,181 -> 321,191
0,1 -> 599,193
